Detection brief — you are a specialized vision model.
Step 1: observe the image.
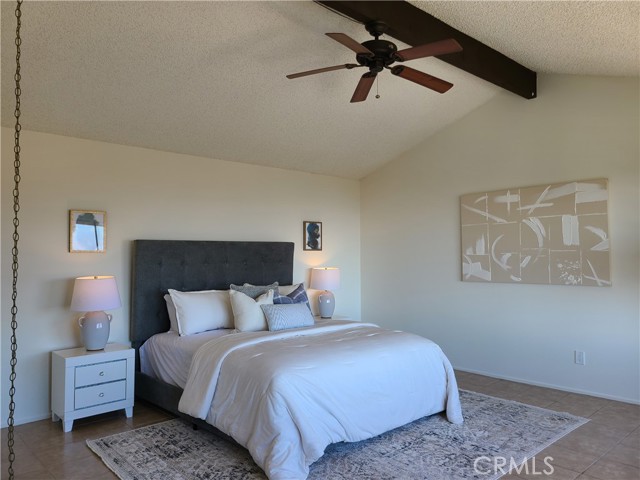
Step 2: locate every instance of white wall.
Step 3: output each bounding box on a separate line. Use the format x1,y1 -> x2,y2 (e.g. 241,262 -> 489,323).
0,130 -> 361,426
361,74 -> 639,403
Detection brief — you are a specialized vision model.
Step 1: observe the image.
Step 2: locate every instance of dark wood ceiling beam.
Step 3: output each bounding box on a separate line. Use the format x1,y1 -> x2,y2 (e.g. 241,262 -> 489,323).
316,0 -> 537,99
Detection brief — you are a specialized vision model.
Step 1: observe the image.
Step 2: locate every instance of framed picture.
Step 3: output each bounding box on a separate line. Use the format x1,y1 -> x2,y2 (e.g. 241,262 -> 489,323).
303,221 -> 322,251
69,210 -> 106,253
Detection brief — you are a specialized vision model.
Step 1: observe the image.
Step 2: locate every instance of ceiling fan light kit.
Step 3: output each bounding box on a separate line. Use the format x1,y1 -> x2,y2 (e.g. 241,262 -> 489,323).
286,20 -> 462,103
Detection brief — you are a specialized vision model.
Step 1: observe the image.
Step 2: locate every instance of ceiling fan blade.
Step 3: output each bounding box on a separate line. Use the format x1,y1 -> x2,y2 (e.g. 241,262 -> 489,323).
326,33 -> 374,56
286,64 -> 361,79
390,65 -> 454,93
350,72 -> 377,103
395,39 -> 462,62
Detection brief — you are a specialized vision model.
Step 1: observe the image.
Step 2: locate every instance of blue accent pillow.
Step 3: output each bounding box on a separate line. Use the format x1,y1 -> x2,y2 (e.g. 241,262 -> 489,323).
273,283 -> 310,310
261,304 -> 314,331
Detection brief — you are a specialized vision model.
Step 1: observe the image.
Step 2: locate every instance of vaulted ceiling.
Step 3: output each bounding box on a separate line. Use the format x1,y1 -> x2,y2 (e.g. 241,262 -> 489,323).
1,1 -> 638,179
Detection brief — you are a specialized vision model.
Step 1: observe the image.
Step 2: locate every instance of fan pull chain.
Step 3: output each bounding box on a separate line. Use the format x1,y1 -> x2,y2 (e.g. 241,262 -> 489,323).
7,1 -> 23,479
375,76 -> 380,99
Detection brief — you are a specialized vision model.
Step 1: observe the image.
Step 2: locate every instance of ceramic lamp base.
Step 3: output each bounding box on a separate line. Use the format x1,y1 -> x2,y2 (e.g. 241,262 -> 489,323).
79,311 -> 112,350
318,290 -> 335,319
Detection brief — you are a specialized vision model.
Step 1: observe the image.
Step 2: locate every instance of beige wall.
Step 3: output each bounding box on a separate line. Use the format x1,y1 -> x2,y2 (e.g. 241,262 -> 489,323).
0,130 -> 361,425
361,74 -> 639,402
2,73 -> 638,427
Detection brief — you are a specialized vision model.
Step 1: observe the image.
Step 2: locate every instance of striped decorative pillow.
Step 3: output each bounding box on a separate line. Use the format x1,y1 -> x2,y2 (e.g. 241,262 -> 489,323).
273,283 -> 311,310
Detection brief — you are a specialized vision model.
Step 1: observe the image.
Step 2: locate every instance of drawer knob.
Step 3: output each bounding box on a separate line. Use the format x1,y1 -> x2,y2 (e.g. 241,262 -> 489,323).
99,393 -> 105,397
99,371 -> 105,376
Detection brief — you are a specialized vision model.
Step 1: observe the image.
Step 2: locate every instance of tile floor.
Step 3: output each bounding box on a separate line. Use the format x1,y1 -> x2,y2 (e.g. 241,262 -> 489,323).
1,371 -> 638,479
456,372 -> 639,480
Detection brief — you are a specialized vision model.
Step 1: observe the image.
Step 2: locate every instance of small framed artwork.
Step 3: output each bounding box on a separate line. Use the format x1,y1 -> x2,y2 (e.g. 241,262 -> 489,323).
69,210 -> 106,253
303,221 -> 322,251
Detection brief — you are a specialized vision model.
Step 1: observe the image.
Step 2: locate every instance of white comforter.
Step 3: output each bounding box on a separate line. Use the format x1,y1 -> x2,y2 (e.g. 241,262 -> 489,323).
179,321 -> 463,480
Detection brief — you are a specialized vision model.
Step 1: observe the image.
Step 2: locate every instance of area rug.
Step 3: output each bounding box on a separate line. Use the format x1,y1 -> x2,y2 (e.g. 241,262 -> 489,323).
87,390 -> 587,480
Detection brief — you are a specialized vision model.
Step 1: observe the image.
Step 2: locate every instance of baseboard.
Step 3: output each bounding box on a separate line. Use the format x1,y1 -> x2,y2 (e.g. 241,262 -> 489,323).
454,367 -> 640,405
1,412 -> 51,428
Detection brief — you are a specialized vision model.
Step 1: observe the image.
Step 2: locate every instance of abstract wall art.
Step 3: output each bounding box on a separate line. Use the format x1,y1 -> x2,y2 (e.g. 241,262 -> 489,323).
69,209 -> 106,253
303,221 -> 322,251
460,179 -> 610,286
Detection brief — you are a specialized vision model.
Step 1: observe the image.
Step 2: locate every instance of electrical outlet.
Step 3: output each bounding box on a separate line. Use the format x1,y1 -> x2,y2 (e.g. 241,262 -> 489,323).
574,350 -> 586,365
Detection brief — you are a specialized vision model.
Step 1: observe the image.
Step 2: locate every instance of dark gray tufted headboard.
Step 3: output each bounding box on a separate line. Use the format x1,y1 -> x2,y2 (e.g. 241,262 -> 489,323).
130,240 -> 294,361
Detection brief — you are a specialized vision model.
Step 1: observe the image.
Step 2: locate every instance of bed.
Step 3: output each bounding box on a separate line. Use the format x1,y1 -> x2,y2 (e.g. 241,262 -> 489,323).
131,239 -> 463,480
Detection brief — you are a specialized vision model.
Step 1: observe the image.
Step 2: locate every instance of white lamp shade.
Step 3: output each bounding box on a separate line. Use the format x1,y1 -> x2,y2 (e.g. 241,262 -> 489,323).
310,267 -> 340,291
71,276 -> 121,312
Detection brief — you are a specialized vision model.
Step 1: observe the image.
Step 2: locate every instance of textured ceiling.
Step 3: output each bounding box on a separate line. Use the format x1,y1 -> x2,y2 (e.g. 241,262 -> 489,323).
411,0 -> 639,77
1,1 -> 638,180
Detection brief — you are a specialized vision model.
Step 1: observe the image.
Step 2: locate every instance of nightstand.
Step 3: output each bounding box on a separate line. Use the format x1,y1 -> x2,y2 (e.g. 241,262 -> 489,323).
315,315 -> 357,322
51,343 -> 134,432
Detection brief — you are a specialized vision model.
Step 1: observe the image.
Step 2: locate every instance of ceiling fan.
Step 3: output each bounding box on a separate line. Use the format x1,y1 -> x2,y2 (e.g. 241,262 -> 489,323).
286,20 -> 463,103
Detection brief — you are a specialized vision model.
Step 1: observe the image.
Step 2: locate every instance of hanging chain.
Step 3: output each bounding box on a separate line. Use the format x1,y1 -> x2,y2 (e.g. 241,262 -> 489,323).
8,1 -> 23,479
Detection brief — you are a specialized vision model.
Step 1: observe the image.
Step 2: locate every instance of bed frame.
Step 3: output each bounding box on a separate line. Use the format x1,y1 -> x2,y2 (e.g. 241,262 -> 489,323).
130,239 -> 294,417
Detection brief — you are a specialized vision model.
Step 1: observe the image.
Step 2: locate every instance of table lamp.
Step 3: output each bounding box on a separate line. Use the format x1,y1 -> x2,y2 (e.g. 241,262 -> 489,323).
71,275 -> 121,350
310,267 -> 340,318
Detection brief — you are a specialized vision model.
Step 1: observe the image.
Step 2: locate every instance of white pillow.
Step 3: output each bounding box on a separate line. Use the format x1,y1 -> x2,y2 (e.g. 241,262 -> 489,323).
261,304 -> 315,332
168,289 -> 234,336
229,289 -> 273,332
164,294 -> 179,333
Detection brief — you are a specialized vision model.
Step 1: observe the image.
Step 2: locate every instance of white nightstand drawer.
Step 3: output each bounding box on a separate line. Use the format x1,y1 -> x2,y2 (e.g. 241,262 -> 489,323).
75,380 -> 126,409
75,359 -> 126,387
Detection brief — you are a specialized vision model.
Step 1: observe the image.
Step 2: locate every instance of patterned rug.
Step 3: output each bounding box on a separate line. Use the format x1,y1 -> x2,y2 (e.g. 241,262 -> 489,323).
87,390 -> 587,480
